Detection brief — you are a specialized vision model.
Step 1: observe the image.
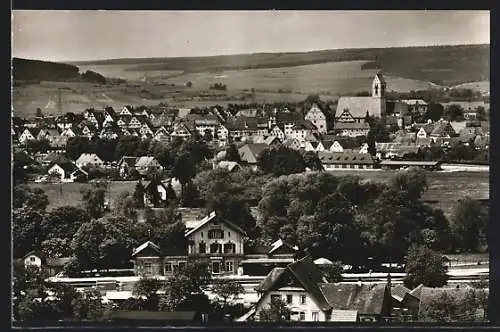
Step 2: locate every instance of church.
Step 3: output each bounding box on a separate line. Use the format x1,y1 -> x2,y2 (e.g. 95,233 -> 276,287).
335,72 -> 387,123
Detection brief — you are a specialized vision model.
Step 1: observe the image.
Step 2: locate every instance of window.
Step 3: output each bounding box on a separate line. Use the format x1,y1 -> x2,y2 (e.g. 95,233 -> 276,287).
312,312 -> 319,321
208,229 -> 224,239
144,263 -> 152,275
199,242 -> 206,254
224,243 -> 236,254
271,294 -> 281,303
201,232 -> 203,238
30,257 -> 36,262
300,295 -> 306,305
299,312 -> 305,321
212,261 -> 221,274
286,295 -> 293,304
225,261 -> 234,272
178,262 -> 186,271
228,232 -> 231,238
164,263 -> 172,274
210,243 -> 222,254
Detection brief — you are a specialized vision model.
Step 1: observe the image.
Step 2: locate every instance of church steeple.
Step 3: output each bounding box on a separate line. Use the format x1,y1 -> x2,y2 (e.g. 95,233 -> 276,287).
372,71 -> 386,98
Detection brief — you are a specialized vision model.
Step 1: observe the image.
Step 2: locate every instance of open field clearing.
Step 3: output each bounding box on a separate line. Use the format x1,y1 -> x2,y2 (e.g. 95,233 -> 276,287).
28,171 -> 488,219
452,80 -> 489,94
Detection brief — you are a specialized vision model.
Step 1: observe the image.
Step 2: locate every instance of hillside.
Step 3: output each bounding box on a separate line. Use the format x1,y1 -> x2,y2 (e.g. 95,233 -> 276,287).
12,57 -> 107,83
71,44 -> 489,86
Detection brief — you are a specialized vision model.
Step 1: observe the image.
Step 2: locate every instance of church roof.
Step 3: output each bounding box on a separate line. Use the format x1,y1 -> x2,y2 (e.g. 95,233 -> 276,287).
375,71 -> 386,84
336,97 -> 383,118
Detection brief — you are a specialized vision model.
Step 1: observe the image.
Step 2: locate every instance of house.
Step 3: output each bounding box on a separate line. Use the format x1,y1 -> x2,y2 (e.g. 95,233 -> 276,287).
118,156 -> 163,178
429,120 -> 457,139
45,257 -> 72,277
131,211 -> 247,277
24,251 -> 42,270
153,126 -> 171,143
238,143 -> 268,170
390,284 -> 420,318
414,122 -> 435,139
47,162 -> 88,183
41,152 -> 71,167
283,138 -> 302,150
18,128 -> 40,144
251,256 -> 392,322
214,161 -> 241,172
242,239 -> 298,276
399,99 -> 428,114
334,122 -> 370,137
305,104 -> 327,133
336,72 -> 387,123
120,105 -> 134,116
185,114 -> 220,138
170,122 -> 192,140
226,117 -> 269,140
135,156 -> 163,176
142,179 -> 176,207
36,128 -> 60,142
379,160 -> 441,171
318,151 -> 376,170
75,153 -> 105,168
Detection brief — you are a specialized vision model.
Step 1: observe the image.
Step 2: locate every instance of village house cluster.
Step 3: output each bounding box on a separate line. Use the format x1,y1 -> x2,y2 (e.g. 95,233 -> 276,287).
12,73 -> 490,183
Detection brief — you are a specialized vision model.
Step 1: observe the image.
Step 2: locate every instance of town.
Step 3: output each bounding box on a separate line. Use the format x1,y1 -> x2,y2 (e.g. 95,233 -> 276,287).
13,71 -> 490,324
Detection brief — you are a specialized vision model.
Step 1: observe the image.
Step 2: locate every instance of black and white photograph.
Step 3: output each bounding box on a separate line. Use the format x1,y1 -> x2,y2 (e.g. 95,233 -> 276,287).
11,10 -> 490,325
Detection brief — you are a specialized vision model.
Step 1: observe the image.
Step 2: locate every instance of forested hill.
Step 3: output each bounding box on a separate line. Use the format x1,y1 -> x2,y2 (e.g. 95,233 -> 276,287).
12,57 -> 107,83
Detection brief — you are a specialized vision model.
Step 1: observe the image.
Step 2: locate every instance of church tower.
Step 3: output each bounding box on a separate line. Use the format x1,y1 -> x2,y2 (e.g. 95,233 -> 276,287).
372,71 -> 386,98
371,71 -> 387,117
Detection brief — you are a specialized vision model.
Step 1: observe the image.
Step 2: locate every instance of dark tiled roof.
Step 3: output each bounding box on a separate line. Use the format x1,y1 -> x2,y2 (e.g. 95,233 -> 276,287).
318,151 -> 375,165
391,284 -> 411,302
254,267 -> 286,292
320,284 -> 388,315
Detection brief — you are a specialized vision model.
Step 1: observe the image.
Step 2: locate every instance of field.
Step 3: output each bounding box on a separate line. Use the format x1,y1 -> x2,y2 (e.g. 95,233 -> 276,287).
13,61 -> 437,119
29,170 -> 489,220
71,44 -> 489,86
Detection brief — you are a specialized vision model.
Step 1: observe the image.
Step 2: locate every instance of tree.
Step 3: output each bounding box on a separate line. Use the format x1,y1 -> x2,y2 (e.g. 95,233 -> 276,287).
41,206 -> 89,242
186,81 -> 193,88
320,261 -> 344,283
70,216 -> 137,271
13,208 -> 44,258
390,167 -> 428,201
133,277 -> 163,311
368,118 -> 390,142
301,151 -> 323,171
65,137 -> 91,161
366,129 -> 376,156
160,262 -> 211,311
404,245 -> 449,289
225,144 -> 241,162
419,289 -> 488,322
133,181 -> 145,208
450,197 -> 488,252
426,103 -> 444,122
113,191 -> 138,220
26,139 -> 51,154
211,279 -> 245,308
476,106 -> 487,121
71,289 -> 106,321
444,104 -> 465,122
14,185 -> 49,211
80,184 -> 107,219
257,146 -> 306,176
258,298 -> 291,322
172,152 -> 197,198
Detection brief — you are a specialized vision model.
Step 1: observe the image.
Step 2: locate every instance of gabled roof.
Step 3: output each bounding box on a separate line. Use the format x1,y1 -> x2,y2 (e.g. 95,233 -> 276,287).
119,156 -> 138,167
264,135 -> 280,145
132,241 -> 161,257
216,161 -> 240,172
430,121 -> 455,137
50,161 -> 88,175
254,267 -> 287,293
184,211 -> 246,237
408,284 -> 424,300
238,143 -> 268,164
318,151 -> 375,165
135,156 -> 160,168
314,257 -> 334,265
391,284 -> 411,302
75,153 -> 103,165
331,309 -> 358,322
374,71 -> 386,84
268,239 -> 298,255
336,97 -> 383,118
320,283 -> 389,314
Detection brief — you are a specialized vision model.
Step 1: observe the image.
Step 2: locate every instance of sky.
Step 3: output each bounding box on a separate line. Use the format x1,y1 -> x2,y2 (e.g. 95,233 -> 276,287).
12,10 -> 490,62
